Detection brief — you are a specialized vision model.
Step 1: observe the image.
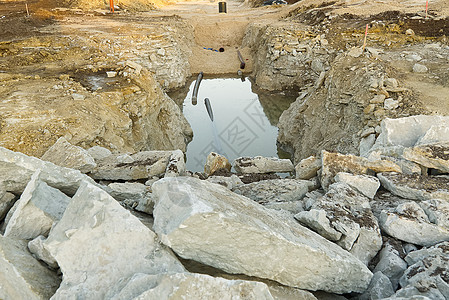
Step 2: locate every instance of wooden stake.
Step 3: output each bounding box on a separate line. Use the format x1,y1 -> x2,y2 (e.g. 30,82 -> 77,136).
362,24 -> 368,51
25,3 -> 30,17
425,0 -> 429,19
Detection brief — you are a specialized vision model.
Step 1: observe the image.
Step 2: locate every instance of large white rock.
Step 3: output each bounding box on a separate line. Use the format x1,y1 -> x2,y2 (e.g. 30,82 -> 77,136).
90,150 -> 174,180
403,143 -> 449,173
4,171 -> 72,240
0,236 -> 60,300
233,156 -> 294,174
231,179 -> 311,204
379,210 -> 449,246
107,182 -> 153,213
152,177 -> 372,294
108,272 -> 274,300
417,125 -> 449,145
0,146 -> 96,195
43,181 -> 185,299
372,115 -> 449,149
334,172 -> 380,199
40,137 -> 96,173
377,173 -> 449,201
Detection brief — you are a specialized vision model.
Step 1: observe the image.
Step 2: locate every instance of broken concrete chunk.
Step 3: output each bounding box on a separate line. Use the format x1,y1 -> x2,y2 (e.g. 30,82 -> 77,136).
4,170 -> 72,240
0,236 -> 60,300
41,137 -> 96,173
43,181 -> 185,299
232,179 -> 311,204
204,152 -> 231,176
0,146 -> 96,195
108,272 -> 275,300
295,156 -> 321,180
403,143 -> 449,173
234,156 -> 294,174
377,172 -> 449,201
334,172 -> 380,199
90,150 -> 173,180
152,177 -> 372,294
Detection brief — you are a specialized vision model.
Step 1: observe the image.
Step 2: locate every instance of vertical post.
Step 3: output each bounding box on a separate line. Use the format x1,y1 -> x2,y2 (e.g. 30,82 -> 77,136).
362,24 -> 368,51
25,3 -> 30,17
110,0 -> 115,13
425,0 -> 429,18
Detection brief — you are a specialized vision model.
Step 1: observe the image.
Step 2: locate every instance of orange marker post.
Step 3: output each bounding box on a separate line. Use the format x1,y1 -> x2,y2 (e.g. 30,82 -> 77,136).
362,24 -> 368,51
425,0 -> 429,18
110,0 -> 115,13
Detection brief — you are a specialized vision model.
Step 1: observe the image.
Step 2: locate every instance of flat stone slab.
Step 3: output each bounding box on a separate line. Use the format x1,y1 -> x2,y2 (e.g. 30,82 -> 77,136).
403,143 -> 449,173
152,177 -> 372,294
233,156 -> 294,174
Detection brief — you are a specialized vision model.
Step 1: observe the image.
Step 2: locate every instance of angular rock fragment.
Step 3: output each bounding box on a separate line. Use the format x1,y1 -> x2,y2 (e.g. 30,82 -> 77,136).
108,272 -> 274,300
41,137 -> 96,173
334,172 -> 380,199
321,151 -> 400,190
295,156 -> 321,180
90,150 -> 173,180
4,170 -> 71,239
87,145 -> 112,160
403,143 -> 449,173
107,182 -> 153,213
0,146 -> 96,195
28,235 -> 58,269
0,190 -> 16,221
0,236 -> 60,300
206,175 -> 243,190
373,242 -> 408,289
295,209 -> 342,241
358,271 -> 395,300
417,125 -> 449,145
43,181 -> 185,299
152,177 -> 372,294
204,152 -> 231,176
232,179 -> 311,204
234,156 -> 294,174
377,172 -> 449,201
165,149 -> 186,177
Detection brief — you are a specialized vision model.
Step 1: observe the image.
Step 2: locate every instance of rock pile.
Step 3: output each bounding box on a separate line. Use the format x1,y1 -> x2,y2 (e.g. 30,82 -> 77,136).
1,114 -> 449,299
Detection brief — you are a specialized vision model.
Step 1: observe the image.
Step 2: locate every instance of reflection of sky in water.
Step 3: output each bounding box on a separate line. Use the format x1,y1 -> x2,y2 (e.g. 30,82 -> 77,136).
182,78 -> 281,172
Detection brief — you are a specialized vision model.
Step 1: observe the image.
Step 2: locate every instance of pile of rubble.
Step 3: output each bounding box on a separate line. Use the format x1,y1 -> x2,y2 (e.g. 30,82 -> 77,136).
0,114 -> 448,299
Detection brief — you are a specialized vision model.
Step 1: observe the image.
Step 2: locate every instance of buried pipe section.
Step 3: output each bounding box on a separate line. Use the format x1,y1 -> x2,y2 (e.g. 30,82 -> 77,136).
237,50 -> 245,70
204,98 -> 214,122
191,71 -> 204,105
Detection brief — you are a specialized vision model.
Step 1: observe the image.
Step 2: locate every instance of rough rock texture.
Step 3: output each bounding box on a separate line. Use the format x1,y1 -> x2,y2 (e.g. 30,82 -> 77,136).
231,179 -> 311,204
28,235 -> 58,269
204,152 -> 231,176
371,115 -> 449,150
233,156 -> 294,174
206,175 -> 243,190
0,190 -> 16,221
403,143 -> 449,173
42,181 -> 185,299
0,236 -> 60,300
377,173 -> 449,201
4,171 -> 71,240
0,146 -> 96,195
40,137 -> 96,173
320,151 -> 401,190
152,177 -> 372,294
295,209 -> 342,241
109,272 -> 274,300
107,182 -> 153,213
305,182 -> 382,265
373,242 -> 408,289
165,149 -> 186,178
334,172 -> 380,199
379,203 -> 449,246
90,150 -> 174,180
358,271 -> 395,300
295,156 -> 321,180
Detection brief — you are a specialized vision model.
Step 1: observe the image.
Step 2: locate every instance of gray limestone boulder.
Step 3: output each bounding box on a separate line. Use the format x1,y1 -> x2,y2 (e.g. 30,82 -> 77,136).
373,243 -> 408,289
0,236 -> 60,300
42,181 -> 185,299
206,175 -> 243,190
90,150 -> 174,180
0,146 -> 96,195
321,151 -> 401,190
152,177 -> 373,293
295,209 -> 342,241
108,272 -> 275,300
334,172 -> 380,199
107,182 -> 153,214
86,145 -> 112,160
234,156 -> 294,174
357,271 -> 395,300
403,143 -> 449,173
4,170 -> 72,240
231,179 -> 311,204
28,235 -> 58,269
377,173 -> 449,201
305,182 -> 382,265
40,137 -> 96,173
416,125 -> 449,145
371,115 -> 449,150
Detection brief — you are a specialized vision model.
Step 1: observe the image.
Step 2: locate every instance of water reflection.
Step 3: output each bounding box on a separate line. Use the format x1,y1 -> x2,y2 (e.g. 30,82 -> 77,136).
178,77 -> 295,172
